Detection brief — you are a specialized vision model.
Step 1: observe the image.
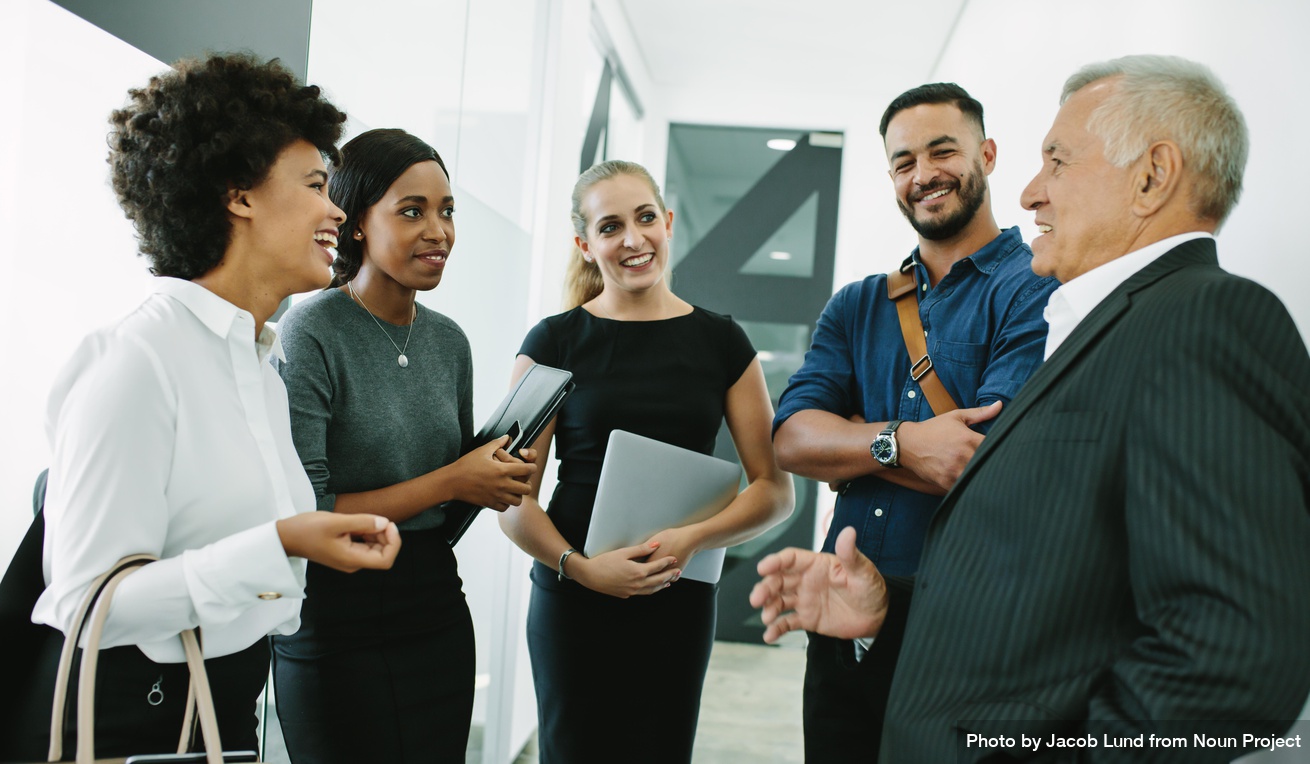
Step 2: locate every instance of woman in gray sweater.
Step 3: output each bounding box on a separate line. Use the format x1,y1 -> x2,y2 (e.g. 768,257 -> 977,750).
271,128 -> 535,762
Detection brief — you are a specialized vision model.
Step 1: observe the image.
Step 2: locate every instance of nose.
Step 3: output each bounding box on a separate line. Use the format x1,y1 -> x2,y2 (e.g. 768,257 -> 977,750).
1020,171 -> 1044,211
423,214 -> 449,244
623,227 -> 642,251
327,198 -> 346,225
913,156 -> 942,188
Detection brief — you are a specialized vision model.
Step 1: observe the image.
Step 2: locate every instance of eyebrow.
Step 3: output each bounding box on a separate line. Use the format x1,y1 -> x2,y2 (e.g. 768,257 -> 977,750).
594,204 -> 657,226
394,195 -> 456,205
889,135 -> 960,162
1044,141 -> 1066,156
305,169 -> 328,182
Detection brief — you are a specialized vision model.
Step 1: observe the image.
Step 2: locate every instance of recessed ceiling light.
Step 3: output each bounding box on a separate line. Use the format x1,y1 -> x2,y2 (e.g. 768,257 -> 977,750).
769,251 -> 792,260
766,138 -> 797,151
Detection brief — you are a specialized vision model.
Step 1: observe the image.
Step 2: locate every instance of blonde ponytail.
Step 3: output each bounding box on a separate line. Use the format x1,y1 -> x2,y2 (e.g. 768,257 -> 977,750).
563,243 -> 605,310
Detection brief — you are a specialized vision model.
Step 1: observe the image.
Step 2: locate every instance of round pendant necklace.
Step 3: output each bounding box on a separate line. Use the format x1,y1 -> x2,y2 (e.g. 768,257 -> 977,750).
348,281 -> 416,368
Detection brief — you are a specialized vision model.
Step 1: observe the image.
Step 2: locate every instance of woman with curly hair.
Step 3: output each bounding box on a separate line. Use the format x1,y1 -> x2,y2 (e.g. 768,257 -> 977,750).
270,129 -> 535,761
4,53 -> 401,759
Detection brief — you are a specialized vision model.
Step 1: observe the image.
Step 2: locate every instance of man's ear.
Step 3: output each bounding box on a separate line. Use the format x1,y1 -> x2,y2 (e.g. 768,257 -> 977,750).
980,137 -> 998,175
226,186 -> 255,219
1132,140 -> 1183,218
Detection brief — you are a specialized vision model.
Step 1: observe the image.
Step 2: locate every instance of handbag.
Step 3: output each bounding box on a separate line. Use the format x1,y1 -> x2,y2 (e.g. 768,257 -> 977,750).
441,363 -> 575,545
1,471 -> 52,713
31,554 -> 257,764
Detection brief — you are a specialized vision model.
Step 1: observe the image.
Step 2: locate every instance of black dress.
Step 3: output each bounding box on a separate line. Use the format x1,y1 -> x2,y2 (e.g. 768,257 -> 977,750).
518,306 -> 756,764
270,294 -> 476,763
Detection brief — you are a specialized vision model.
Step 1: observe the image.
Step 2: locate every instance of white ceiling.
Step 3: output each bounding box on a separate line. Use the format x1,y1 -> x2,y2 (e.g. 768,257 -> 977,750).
617,0 -> 969,95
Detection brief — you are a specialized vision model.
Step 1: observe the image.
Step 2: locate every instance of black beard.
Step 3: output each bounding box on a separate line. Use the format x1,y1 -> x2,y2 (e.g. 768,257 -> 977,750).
897,164 -> 987,241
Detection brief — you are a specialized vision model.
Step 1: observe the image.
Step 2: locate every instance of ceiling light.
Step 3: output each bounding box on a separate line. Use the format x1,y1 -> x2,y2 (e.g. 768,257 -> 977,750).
766,138 -> 797,151
769,251 -> 792,260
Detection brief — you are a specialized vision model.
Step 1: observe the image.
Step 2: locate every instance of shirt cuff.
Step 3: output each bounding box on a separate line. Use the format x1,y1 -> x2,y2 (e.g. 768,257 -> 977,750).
181,520 -> 305,628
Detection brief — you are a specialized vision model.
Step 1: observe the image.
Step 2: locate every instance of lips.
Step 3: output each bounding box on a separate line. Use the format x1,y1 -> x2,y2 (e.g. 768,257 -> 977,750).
621,253 -> 654,268
415,249 -> 449,269
914,186 -> 955,205
314,229 -> 339,263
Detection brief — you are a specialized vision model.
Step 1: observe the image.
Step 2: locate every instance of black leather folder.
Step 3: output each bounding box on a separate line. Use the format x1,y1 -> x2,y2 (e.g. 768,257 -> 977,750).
442,363 -> 574,546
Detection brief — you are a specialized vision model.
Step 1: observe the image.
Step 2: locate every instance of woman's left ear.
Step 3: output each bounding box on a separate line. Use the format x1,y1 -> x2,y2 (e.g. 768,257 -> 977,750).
226,186 -> 254,219
665,209 -> 675,237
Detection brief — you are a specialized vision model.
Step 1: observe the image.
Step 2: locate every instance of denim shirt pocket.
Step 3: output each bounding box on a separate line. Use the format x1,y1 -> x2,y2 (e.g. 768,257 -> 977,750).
930,339 -> 987,406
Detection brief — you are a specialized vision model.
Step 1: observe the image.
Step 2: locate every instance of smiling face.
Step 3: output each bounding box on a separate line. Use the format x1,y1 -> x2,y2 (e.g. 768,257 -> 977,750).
576,173 -> 674,297
238,138 -> 346,296
1021,80 -> 1138,283
355,159 -> 455,292
885,103 -> 995,241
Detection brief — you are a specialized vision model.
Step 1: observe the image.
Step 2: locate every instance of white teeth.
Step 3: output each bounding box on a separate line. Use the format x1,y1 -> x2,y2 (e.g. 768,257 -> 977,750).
314,232 -> 338,248
622,254 -> 653,267
1037,225 -> 1053,234
921,189 -> 951,201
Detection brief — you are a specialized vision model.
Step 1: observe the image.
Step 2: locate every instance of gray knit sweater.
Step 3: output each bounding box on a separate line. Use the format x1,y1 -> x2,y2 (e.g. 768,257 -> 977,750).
276,288 -> 473,531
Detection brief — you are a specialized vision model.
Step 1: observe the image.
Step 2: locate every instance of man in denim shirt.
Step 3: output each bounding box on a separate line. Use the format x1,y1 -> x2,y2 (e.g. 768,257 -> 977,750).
773,83 -> 1056,763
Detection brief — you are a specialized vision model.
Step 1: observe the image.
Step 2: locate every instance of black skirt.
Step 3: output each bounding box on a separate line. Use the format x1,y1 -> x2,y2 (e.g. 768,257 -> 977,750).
1,626 -> 268,760
272,527 -> 475,763
527,561 -> 716,764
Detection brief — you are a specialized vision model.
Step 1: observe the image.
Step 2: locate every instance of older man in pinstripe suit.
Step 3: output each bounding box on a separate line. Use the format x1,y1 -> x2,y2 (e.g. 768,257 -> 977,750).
753,55 -> 1310,763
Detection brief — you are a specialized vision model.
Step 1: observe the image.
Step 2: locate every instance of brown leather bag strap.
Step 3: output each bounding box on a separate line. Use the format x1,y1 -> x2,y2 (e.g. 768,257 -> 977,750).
887,266 -> 959,416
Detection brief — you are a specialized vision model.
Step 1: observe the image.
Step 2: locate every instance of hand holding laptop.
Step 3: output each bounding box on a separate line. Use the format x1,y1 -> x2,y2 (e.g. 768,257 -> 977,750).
584,431 -> 741,585
566,539 -> 681,599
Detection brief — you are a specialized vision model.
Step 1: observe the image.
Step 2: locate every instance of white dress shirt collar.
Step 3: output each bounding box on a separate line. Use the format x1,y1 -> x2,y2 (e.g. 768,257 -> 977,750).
153,277 -> 285,363
1042,232 -> 1214,360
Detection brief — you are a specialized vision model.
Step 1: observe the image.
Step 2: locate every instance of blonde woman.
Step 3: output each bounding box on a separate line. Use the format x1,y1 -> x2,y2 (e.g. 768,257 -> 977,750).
498,160 -> 794,763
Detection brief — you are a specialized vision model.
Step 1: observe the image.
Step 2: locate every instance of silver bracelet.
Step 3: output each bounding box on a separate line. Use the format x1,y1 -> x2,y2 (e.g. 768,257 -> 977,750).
558,548 -> 577,582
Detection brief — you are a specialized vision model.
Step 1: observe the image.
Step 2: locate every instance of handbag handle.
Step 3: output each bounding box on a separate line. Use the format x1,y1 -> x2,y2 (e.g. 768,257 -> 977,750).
46,555 -> 224,764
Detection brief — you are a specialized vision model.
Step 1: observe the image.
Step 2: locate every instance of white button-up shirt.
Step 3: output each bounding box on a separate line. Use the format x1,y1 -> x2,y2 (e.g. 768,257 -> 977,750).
34,278 -> 313,662
1043,232 -> 1214,359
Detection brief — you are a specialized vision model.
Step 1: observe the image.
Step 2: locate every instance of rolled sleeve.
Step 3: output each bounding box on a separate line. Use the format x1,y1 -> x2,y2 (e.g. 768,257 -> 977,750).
774,284 -> 861,434
974,275 -> 1058,417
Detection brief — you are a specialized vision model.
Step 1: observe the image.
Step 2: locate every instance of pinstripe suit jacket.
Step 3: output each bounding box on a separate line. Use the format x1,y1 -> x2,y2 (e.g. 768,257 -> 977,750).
878,239 -> 1310,762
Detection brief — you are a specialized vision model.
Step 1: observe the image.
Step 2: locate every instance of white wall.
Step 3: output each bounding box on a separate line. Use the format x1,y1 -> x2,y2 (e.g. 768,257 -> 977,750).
0,0 -> 162,569
643,0 -> 1310,341
937,0 -> 1310,340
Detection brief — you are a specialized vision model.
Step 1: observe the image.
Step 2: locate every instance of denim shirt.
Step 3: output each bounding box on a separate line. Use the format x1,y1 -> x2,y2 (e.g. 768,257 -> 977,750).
774,227 -> 1057,576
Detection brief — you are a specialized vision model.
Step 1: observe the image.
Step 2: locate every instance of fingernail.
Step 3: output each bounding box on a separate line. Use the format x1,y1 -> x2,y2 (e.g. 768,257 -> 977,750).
374,516 -> 387,530
650,541 -> 660,548
664,582 -> 671,588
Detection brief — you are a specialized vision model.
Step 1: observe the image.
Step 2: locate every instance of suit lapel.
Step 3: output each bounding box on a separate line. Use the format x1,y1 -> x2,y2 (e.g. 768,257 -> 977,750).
931,238 -> 1220,522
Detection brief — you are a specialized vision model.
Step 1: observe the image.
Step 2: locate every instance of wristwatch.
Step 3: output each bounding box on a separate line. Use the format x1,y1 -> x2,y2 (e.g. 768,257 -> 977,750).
871,420 -> 904,468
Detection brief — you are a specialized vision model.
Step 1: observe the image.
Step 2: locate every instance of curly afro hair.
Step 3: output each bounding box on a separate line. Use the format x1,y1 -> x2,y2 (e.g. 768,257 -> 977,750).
108,53 -> 347,279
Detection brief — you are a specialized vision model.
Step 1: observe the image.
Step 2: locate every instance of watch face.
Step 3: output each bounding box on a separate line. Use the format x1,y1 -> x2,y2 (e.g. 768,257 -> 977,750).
872,437 -> 894,463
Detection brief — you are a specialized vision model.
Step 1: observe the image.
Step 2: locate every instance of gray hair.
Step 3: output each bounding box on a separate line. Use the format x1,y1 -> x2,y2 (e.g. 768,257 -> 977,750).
1062,55 -> 1248,227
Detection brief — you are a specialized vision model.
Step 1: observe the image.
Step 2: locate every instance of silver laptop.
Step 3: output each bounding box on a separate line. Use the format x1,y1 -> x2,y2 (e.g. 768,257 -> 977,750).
584,430 -> 741,584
